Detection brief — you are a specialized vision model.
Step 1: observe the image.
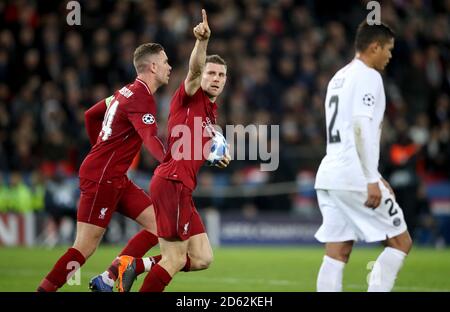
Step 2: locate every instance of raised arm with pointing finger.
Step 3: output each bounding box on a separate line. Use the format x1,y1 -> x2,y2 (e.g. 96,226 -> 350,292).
185,9 -> 210,96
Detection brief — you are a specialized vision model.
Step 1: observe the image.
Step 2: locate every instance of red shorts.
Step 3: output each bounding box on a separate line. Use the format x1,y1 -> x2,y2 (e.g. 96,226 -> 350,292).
150,175 -> 205,240
77,176 -> 152,228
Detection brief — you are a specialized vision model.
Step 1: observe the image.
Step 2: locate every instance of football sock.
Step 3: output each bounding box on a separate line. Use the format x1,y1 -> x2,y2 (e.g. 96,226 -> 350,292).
105,258 -> 119,280
134,255 -> 158,275
139,264 -> 172,292
37,247 -> 86,292
368,247 -> 406,292
119,230 -> 159,258
106,230 -> 158,281
134,255 -> 190,275
317,255 -> 345,292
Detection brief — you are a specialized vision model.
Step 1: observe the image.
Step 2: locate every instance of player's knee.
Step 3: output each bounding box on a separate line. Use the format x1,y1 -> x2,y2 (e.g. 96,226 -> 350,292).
387,231 -> 413,255
335,252 -> 351,263
191,254 -> 214,270
327,246 -> 352,263
398,234 -> 413,254
72,233 -> 102,259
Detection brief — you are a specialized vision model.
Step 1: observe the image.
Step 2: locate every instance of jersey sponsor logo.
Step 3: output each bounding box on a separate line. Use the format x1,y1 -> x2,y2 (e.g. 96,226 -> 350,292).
142,113 -> 155,125
363,93 -> 375,106
99,207 -> 108,219
119,86 -> 133,98
393,217 -> 401,227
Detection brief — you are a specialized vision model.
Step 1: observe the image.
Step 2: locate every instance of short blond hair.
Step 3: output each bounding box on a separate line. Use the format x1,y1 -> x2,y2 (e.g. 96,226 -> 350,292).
133,43 -> 164,74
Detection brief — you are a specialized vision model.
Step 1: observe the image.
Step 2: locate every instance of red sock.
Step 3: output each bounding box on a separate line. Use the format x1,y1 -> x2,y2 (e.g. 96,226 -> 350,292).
119,230 -> 158,257
139,264 -> 172,292
107,230 -> 158,280
134,254 -> 189,276
151,255 -> 162,265
106,258 -> 120,280
135,258 -> 145,275
37,248 -> 86,292
134,254 -> 161,275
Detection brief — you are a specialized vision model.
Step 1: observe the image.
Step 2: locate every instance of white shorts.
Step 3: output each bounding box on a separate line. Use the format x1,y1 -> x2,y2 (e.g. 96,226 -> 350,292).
315,183 -> 408,243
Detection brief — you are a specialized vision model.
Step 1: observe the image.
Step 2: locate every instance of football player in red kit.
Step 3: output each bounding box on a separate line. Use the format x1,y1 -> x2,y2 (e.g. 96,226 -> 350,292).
114,9 -> 231,292
37,43 -> 171,292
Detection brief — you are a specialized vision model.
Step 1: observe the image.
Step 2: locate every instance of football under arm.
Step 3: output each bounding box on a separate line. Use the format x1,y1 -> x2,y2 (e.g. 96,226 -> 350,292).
353,115 -> 380,184
85,99 -> 107,145
137,127 -> 166,163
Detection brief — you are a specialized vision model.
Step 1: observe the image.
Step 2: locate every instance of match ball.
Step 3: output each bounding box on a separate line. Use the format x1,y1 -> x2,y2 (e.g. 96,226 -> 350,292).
206,131 -> 229,166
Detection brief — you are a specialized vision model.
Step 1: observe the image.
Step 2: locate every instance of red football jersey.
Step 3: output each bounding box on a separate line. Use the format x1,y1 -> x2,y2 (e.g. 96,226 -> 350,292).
154,82 -> 218,190
79,78 -> 158,183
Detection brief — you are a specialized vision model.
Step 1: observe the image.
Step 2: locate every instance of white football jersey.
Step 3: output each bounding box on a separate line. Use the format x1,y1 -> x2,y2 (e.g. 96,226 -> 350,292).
315,59 -> 386,191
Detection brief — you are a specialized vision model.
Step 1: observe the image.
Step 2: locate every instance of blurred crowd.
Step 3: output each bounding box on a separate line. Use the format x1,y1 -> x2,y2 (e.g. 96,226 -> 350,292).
0,0 -> 449,241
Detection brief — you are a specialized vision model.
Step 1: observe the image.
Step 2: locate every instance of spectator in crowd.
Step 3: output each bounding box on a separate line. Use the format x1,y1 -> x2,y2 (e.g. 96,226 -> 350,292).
0,1 -> 448,234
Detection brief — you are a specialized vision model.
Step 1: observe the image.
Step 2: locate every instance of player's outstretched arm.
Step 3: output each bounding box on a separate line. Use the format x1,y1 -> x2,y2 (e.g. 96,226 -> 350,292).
185,9 -> 210,96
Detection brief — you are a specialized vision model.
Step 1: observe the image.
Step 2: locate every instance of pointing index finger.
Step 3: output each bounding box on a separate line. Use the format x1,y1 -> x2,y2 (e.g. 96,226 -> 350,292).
202,9 -> 208,25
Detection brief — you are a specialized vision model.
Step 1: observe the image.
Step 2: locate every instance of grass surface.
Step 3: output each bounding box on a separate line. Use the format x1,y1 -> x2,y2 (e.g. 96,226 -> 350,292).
0,246 -> 449,292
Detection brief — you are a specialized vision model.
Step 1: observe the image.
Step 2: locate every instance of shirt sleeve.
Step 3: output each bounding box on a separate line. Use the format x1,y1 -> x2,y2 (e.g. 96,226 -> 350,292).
352,70 -> 383,119
137,128 -> 166,163
85,97 -> 109,145
127,94 -> 158,135
175,81 -> 202,107
353,115 -> 380,183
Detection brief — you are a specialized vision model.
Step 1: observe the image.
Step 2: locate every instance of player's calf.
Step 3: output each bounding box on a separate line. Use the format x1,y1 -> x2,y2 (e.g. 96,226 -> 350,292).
368,231 -> 412,292
325,241 -> 354,263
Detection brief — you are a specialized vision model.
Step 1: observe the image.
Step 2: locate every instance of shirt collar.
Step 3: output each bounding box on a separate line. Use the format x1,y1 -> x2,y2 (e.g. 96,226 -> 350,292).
135,78 -> 152,95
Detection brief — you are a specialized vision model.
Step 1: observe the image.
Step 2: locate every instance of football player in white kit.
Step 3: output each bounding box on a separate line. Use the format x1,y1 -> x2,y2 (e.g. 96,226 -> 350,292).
314,21 -> 412,292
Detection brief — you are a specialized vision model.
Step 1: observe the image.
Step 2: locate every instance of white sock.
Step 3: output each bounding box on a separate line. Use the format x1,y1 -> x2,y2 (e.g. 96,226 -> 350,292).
368,247 -> 406,292
143,257 -> 153,272
101,271 -> 115,287
317,255 -> 346,292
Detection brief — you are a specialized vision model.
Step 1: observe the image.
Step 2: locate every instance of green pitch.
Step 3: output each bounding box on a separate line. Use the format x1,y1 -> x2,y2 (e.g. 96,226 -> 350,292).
0,246 -> 449,292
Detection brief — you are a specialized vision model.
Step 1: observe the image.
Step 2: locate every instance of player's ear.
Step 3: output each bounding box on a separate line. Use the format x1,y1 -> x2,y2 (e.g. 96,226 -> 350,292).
149,61 -> 157,74
370,41 -> 380,54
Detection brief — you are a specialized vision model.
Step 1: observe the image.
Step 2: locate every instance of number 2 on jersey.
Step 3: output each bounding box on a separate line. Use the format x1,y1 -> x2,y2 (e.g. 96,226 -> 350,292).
328,95 -> 341,143
101,99 -> 119,141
